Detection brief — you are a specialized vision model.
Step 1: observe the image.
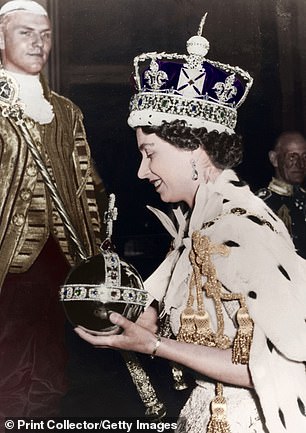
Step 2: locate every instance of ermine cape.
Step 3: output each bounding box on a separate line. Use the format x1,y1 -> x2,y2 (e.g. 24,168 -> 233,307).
145,169 -> 306,433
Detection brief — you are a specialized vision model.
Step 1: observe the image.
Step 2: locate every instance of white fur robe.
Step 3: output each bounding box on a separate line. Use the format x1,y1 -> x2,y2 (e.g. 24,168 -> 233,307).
144,169 -> 306,433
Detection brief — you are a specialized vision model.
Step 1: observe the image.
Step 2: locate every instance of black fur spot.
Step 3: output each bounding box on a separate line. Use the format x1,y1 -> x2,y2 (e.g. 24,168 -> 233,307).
266,338 -> 275,353
248,291 -> 257,299
278,265 -> 291,281
297,397 -> 306,416
265,220 -> 275,232
278,409 -> 286,429
224,240 -> 240,247
202,221 -> 215,229
229,180 -> 247,187
222,283 -> 229,292
223,198 -> 230,204
268,212 -> 277,221
247,215 -> 264,225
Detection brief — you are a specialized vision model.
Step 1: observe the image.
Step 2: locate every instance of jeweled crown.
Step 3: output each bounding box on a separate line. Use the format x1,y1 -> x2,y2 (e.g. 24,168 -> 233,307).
128,14 -> 253,134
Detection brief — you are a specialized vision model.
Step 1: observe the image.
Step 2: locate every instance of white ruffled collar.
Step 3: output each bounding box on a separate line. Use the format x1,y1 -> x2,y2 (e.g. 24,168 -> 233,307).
7,70 -> 54,124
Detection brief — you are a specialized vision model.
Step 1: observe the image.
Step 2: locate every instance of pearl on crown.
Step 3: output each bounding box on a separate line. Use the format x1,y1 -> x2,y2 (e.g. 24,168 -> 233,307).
186,35 -> 210,57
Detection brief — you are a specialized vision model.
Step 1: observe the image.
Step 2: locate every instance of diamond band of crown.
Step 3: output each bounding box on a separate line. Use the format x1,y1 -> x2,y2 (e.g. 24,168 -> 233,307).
60,284 -> 148,307
129,91 -> 238,130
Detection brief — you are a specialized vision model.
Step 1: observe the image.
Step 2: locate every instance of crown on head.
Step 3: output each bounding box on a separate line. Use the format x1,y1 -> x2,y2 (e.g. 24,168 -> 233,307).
128,14 -> 253,134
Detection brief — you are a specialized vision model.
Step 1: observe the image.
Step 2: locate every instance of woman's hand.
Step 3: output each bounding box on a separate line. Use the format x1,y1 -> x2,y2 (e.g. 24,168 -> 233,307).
136,305 -> 159,334
75,311 -> 157,355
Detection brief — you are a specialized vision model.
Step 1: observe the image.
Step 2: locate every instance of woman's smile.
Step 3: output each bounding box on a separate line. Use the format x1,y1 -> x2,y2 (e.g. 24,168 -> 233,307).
136,128 -> 199,207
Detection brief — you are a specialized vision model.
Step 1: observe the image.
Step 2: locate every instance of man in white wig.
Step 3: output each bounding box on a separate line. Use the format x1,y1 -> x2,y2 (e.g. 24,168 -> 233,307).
0,0 -> 107,421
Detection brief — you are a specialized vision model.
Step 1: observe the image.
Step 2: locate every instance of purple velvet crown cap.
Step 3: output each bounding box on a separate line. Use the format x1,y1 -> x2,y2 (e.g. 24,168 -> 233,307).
128,13 -> 253,134
138,59 -> 246,108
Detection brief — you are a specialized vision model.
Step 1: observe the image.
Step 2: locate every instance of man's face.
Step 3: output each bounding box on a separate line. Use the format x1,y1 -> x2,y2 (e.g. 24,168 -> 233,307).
0,11 -> 51,75
272,140 -> 306,185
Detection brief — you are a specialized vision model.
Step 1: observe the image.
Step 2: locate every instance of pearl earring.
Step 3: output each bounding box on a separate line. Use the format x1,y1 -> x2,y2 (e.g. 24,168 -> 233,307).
191,159 -> 198,181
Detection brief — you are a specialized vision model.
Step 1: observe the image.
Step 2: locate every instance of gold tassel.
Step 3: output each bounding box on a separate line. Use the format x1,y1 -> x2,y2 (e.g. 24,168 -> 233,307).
194,309 -> 215,346
177,306 -> 196,343
207,383 -> 231,433
232,305 -> 254,364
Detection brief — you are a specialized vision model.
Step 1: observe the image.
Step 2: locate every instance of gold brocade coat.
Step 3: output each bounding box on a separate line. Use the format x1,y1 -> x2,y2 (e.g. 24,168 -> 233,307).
0,78 -> 104,291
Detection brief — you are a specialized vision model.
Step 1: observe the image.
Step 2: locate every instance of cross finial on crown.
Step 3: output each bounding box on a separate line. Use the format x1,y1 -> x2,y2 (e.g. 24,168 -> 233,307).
103,193 -> 118,240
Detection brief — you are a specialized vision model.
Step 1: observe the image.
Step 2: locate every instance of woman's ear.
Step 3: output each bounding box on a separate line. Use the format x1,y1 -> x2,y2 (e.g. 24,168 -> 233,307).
269,150 -> 278,168
193,146 -> 221,183
190,146 -> 206,165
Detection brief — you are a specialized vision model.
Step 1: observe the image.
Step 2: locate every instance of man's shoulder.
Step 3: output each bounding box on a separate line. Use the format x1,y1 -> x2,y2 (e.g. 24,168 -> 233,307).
50,90 -> 81,113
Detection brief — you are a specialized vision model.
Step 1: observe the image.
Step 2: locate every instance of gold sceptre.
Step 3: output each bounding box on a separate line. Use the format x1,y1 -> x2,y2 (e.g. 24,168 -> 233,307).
122,350 -> 166,418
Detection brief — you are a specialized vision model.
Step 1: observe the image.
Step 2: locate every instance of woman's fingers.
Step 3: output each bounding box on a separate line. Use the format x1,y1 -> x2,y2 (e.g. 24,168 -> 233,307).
74,326 -> 120,348
74,313 -> 136,348
108,311 -> 129,327
75,326 -> 102,343
136,306 -> 159,333
74,312 -> 157,355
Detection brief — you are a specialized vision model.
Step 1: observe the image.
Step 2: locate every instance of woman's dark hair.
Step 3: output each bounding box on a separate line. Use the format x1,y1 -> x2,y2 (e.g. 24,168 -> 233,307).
141,119 -> 243,169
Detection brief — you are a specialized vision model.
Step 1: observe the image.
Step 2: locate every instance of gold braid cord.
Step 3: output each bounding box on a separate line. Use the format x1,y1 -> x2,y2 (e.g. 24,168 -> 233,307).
177,230 -> 254,433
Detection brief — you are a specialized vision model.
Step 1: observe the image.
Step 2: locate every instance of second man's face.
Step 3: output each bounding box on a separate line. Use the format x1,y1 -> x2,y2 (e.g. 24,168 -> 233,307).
0,11 -> 52,75
277,142 -> 306,185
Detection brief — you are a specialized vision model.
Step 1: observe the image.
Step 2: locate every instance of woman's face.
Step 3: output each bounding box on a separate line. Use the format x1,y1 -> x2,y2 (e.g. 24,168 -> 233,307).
136,128 -> 199,207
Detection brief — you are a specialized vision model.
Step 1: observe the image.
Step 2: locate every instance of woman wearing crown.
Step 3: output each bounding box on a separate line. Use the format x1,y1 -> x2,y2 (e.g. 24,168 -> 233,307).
76,15 -> 306,433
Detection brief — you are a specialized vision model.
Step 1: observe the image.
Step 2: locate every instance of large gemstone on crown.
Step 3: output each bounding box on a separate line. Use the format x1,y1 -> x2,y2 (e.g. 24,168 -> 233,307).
59,245 -> 147,335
